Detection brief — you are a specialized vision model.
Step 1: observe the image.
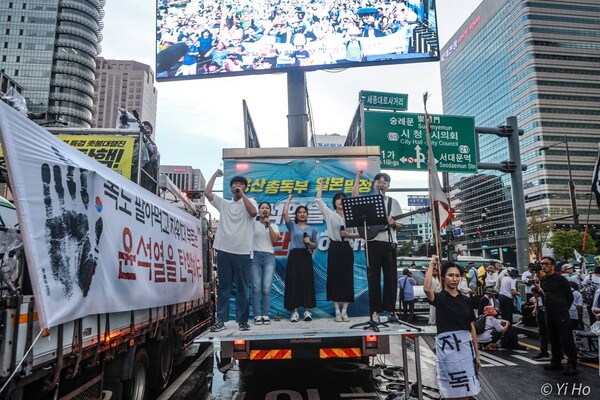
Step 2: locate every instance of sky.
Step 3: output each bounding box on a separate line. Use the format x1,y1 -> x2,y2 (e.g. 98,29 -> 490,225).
100,0 -> 483,209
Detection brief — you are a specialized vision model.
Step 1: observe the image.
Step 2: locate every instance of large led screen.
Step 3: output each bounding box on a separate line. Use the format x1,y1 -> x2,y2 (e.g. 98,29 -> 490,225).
156,0 -> 440,81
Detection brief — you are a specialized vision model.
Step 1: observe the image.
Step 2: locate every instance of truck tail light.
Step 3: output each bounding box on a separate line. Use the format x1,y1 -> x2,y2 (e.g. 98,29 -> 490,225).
365,335 -> 378,349
233,340 -> 246,352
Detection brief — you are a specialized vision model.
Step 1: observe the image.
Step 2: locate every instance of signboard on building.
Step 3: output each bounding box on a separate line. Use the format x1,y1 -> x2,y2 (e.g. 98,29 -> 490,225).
360,90 -> 408,111
364,110 -> 477,173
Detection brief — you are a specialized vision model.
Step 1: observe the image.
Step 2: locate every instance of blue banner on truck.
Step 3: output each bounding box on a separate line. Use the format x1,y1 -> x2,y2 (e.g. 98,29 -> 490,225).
223,154 -> 380,319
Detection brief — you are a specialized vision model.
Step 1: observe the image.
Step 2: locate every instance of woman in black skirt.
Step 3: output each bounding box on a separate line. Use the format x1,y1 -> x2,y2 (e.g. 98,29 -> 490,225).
315,179 -> 360,321
283,194 -> 318,322
424,256 -> 481,400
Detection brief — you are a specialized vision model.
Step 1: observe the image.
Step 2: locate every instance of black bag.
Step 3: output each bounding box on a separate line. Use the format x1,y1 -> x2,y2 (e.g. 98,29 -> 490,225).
474,315 -> 487,334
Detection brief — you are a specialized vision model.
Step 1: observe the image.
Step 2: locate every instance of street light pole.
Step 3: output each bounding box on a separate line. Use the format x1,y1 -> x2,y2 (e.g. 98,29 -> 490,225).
563,134 -> 580,229
541,135 -> 579,230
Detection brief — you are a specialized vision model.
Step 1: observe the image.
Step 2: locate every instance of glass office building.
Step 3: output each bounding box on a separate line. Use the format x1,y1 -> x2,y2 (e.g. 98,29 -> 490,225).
0,0 -> 104,127
440,0 -> 600,264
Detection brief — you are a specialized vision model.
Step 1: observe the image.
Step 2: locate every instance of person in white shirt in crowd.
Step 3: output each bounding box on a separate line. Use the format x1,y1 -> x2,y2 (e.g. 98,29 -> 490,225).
478,288 -> 500,315
568,281 -> 584,331
458,272 -> 472,297
484,265 -> 498,291
521,263 -> 537,301
476,305 -> 509,349
494,261 -> 508,293
206,170 -> 258,332
561,263 -> 581,286
251,202 -> 280,325
428,267 -> 441,325
498,267 -> 519,323
581,266 -> 600,323
466,262 -> 479,307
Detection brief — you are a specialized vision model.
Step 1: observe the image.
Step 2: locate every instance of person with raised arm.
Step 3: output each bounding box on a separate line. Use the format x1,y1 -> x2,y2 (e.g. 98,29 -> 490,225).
351,170 -> 403,323
315,178 -> 360,322
282,194 -> 318,322
424,256 -> 481,400
205,169 -> 257,332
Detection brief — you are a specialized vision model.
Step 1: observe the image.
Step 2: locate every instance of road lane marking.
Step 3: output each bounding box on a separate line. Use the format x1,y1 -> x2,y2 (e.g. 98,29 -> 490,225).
519,342 -> 599,369
156,346 -> 213,400
479,352 -> 517,366
510,354 -> 550,365
479,354 -> 505,367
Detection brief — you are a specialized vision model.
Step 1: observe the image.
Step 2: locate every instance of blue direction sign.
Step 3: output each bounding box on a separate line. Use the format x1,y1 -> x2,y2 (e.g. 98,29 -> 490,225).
453,227 -> 463,237
408,196 -> 430,207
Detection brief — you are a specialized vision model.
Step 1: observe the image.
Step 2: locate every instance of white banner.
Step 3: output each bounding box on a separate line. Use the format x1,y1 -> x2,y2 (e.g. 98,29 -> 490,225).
0,102 -> 203,329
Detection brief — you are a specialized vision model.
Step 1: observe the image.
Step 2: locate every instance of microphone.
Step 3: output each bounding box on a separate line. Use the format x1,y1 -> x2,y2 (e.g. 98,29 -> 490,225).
233,188 -> 240,194
303,232 -> 311,254
340,226 -> 347,242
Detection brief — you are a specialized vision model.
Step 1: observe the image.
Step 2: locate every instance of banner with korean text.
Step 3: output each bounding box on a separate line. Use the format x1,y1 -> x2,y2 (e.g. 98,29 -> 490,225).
0,102 -> 203,329
224,153 -> 380,318
0,134 -> 136,179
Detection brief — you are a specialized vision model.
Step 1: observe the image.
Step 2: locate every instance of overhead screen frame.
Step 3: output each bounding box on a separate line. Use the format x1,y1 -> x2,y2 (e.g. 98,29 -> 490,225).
155,0 -> 440,82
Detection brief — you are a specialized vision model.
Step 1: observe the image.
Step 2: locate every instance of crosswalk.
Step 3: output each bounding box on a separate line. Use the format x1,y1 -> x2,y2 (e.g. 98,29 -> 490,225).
479,349 -> 549,367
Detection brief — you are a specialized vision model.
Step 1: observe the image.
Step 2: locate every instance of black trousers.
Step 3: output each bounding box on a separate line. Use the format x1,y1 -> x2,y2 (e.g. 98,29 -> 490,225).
400,299 -> 415,323
366,241 -> 397,313
536,310 -> 548,354
545,309 -> 577,367
499,295 -> 514,323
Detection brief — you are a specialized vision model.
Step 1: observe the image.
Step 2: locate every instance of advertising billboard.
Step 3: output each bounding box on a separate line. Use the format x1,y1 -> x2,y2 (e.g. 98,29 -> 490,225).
156,0 -> 440,81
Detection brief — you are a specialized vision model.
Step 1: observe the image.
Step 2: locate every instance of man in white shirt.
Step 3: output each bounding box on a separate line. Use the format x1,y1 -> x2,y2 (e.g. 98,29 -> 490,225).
522,263 -> 536,301
498,268 -> 519,324
205,169 -> 258,332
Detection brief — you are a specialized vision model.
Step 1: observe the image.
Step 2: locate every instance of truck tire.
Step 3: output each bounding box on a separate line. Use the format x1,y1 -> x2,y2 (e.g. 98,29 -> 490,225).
149,336 -> 174,391
123,348 -> 150,400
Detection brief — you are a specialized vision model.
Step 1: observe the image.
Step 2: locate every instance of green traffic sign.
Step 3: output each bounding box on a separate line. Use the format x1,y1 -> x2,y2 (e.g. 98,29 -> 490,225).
360,91 -> 408,111
364,110 -> 477,173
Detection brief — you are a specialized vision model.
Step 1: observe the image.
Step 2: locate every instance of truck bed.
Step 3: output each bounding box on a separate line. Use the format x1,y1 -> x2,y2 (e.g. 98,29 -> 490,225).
198,317 -> 436,342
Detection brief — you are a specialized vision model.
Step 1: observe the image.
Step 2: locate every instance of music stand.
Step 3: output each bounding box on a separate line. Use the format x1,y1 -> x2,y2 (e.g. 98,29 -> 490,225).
342,195 -> 389,332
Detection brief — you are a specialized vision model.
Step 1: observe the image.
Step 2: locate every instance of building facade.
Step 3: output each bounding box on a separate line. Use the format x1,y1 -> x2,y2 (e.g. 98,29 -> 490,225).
160,165 -> 205,193
94,58 -> 157,129
0,0 -> 104,127
440,0 -> 600,264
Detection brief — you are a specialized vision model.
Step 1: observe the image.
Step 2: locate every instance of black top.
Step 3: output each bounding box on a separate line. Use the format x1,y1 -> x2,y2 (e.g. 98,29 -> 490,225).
433,290 -> 476,334
541,273 -> 573,311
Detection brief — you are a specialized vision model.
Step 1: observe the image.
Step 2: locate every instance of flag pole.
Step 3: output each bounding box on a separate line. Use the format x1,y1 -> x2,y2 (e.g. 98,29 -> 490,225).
424,92 -> 443,259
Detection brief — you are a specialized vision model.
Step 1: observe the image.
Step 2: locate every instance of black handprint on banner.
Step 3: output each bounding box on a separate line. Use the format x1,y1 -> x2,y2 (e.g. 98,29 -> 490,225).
41,164 -> 103,298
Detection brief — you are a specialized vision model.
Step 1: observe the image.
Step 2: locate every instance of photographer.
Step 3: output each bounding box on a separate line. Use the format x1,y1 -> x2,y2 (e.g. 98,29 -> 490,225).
140,121 -> 160,194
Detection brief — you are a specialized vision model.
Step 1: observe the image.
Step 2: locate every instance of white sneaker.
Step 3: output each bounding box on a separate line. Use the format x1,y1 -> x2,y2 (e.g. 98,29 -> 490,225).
303,310 -> 312,321
290,311 -> 300,322
335,313 -> 343,322
372,312 -> 380,323
342,314 -> 350,322
262,316 -> 271,325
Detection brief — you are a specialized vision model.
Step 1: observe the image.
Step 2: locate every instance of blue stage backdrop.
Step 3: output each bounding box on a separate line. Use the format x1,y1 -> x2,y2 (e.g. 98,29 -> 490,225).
223,155 -> 380,319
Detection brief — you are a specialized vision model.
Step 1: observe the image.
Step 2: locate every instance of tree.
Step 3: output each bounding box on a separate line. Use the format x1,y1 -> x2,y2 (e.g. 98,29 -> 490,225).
527,209 -> 553,260
547,229 -> 597,260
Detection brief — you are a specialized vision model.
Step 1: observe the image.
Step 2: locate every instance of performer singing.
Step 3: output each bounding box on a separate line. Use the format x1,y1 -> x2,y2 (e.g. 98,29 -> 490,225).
205,170 -> 257,332
283,194 -> 318,322
351,170 -> 403,323
316,179 -> 360,322
251,202 -> 280,325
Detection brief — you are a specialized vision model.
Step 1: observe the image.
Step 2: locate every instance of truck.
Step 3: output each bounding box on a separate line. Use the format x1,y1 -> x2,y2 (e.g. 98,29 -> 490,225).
0,101 -> 212,400
201,147 -> 423,368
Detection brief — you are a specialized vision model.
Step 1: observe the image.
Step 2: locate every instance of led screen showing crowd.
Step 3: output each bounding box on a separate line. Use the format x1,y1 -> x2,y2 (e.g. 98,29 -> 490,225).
156,0 -> 439,80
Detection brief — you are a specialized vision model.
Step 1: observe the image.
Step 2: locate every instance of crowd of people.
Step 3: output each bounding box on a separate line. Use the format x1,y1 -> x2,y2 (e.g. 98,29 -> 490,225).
205,169 -> 404,331
423,256 -> 600,399
156,0 -> 425,76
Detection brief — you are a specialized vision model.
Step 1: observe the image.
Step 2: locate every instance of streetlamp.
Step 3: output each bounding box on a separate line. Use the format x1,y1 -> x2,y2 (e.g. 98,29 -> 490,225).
540,135 -> 579,229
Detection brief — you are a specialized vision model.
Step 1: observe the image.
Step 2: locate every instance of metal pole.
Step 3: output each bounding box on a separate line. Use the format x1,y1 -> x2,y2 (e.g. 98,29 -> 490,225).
583,193 -> 593,251
564,135 -> 579,229
507,117 -> 529,273
414,336 -> 423,400
401,334 -> 410,397
287,70 -> 308,147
